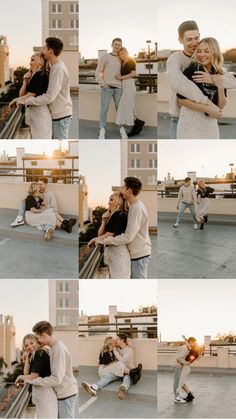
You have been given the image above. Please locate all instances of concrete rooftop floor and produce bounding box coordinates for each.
[0,208,78,279]
[158,369,236,418]
[157,214,236,279]
[79,366,157,418]
[157,112,236,140]
[79,119,157,140]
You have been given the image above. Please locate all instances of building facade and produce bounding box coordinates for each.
[0,315,16,367]
[0,36,10,90]
[49,280,79,327]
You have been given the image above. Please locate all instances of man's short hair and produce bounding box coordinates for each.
[112,37,122,45]
[117,333,128,343]
[38,177,48,184]
[124,177,142,196]
[187,336,197,344]
[32,321,53,336]
[178,21,199,38]
[45,37,63,56]
[184,177,191,183]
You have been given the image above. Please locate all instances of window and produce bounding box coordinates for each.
[58,283,70,293]
[148,175,157,185]
[58,299,69,308]
[52,19,62,28]
[31,161,38,166]
[149,159,157,169]
[70,3,79,13]
[130,144,140,153]
[70,19,79,29]
[69,35,79,46]
[131,159,140,168]
[58,160,65,166]
[58,314,70,325]
[52,4,62,13]
[148,143,157,153]
[124,319,131,323]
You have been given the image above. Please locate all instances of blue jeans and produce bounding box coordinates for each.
[99,87,122,128]
[18,200,26,218]
[131,256,151,279]
[96,373,131,391]
[42,223,54,232]
[52,116,72,139]
[58,394,78,418]
[176,203,198,224]
[173,367,182,397]
[170,117,178,139]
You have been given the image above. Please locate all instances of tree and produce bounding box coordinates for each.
[0,357,7,375]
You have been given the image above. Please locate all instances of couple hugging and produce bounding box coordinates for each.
[15,321,78,418]
[167,20,236,139]
[96,37,145,139]
[9,37,72,139]
[87,177,152,279]
[11,177,76,241]
[82,334,142,400]
[173,336,203,404]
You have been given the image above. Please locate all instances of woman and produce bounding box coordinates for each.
[196,180,215,230]
[9,52,52,139]
[115,48,137,139]
[87,192,131,278]
[15,334,57,418]
[177,37,227,139]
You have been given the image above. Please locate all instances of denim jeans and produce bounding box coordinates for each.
[176,203,198,224]
[173,367,182,397]
[170,117,178,139]
[95,372,131,391]
[42,223,54,232]
[99,87,122,128]
[131,256,151,279]
[18,200,26,218]
[52,115,72,139]
[58,394,78,418]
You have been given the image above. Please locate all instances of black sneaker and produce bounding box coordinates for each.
[61,218,76,233]
[185,392,195,402]
[204,215,208,223]
[128,119,145,137]
[129,363,142,384]
[200,223,204,230]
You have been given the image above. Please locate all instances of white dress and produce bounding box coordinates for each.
[177,107,219,139]
[116,78,136,126]
[25,106,52,139]
[196,197,209,221]
[32,386,58,419]
[105,245,131,279]
[98,361,125,378]
[25,207,56,228]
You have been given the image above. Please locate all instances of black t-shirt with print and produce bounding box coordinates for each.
[177,62,226,105]
[27,70,49,96]
[197,186,214,198]
[25,195,43,211]
[99,350,116,365]
[121,59,136,76]
[29,349,51,378]
[105,210,128,236]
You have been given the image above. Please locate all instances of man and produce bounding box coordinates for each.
[18,37,73,139]
[28,321,78,418]
[11,177,76,237]
[167,21,236,138]
[97,177,151,278]
[173,337,197,403]
[173,177,198,229]
[82,334,142,400]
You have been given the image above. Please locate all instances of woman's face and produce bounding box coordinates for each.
[108,193,120,211]
[198,181,204,188]
[119,49,128,62]
[196,42,213,67]
[30,53,42,68]
[24,338,38,354]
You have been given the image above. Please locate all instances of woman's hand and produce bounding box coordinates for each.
[115,75,123,80]
[207,102,222,119]
[9,98,18,108]
[192,71,213,84]
[87,238,97,248]
[95,237,105,245]
[24,377,33,384]
[15,375,25,387]
[211,74,224,89]
[23,71,32,81]
[102,211,111,222]
[16,97,27,105]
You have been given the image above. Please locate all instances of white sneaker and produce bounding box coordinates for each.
[120,127,128,139]
[11,215,24,227]
[82,381,97,396]
[173,223,179,228]
[98,128,106,139]
[44,227,54,240]
[194,224,198,230]
[175,396,186,403]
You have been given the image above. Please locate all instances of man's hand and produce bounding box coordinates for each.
[177,205,179,210]
[115,75,122,80]
[87,238,96,248]
[25,377,33,384]
[15,375,25,387]
[192,71,213,84]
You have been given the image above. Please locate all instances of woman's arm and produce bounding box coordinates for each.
[217,87,227,109]
[15,372,39,386]
[118,71,137,80]
[87,232,114,248]
[177,98,222,119]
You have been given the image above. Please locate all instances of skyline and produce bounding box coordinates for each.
[158,278,236,343]
[0,140,70,157]
[157,0,236,51]
[158,140,236,180]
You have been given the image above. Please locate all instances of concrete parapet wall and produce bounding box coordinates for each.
[158,197,236,216]
[79,88,157,127]
[0,182,78,216]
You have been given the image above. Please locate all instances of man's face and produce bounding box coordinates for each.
[116,337,122,347]
[121,183,129,199]
[179,30,200,56]
[34,333,48,346]
[38,181,46,193]
[43,44,51,60]
[112,41,122,54]
[185,180,191,187]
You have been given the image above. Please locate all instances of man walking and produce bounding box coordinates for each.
[173,177,198,229]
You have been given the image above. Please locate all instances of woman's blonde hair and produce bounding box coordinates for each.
[198,179,206,188]
[101,336,113,353]
[22,333,38,351]
[36,52,50,75]
[28,182,39,197]
[193,37,224,74]
[112,191,129,213]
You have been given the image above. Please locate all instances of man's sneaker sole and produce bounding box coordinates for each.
[119,385,127,400]
[44,228,53,241]
[82,381,97,396]
[11,221,24,227]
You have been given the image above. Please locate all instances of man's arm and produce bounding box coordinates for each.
[49,192,58,213]
[221,72,236,89]
[177,347,189,366]
[104,205,143,247]
[95,55,107,86]
[177,188,183,208]
[31,349,66,387]
[167,54,208,104]
[25,66,65,107]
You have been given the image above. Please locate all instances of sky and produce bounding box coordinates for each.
[79,0,157,58]
[0,279,49,347]
[158,140,236,180]
[79,279,157,316]
[158,278,236,343]
[1,0,42,68]
[0,140,69,157]
[79,140,121,208]
[157,0,236,52]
